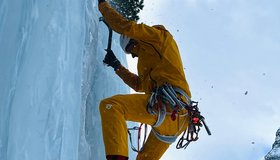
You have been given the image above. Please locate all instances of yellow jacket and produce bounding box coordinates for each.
[99,2,191,97]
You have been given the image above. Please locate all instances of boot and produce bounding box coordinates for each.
[106,155,128,160]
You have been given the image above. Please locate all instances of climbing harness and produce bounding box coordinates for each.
[127,123,148,153]
[147,84,211,148]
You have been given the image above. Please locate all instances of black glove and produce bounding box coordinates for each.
[103,49,121,71]
[98,0,105,4]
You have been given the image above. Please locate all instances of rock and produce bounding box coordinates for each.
[265,128,280,160]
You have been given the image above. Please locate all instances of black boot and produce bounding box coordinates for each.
[106,155,128,160]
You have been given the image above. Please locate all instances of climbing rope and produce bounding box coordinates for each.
[147,84,211,148]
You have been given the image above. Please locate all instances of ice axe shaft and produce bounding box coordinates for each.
[99,17,113,50]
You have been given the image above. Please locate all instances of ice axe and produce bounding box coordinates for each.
[99,17,121,70]
[99,17,113,51]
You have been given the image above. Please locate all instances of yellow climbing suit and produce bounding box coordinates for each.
[99,2,192,159]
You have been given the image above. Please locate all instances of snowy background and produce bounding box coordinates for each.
[134,0,280,160]
[0,0,279,160]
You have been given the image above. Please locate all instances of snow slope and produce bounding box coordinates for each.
[0,0,135,159]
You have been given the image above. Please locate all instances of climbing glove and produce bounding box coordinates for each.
[103,49,121,71]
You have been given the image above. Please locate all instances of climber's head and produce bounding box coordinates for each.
[119,35,138,58]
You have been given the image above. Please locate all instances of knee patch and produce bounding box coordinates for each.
[99,98,124,117]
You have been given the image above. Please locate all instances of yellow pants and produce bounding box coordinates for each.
[99,94,189,160]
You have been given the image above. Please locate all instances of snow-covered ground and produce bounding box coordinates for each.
[0,0,135,159]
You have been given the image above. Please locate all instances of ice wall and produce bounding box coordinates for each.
[80,0,135,159]
[0,0,134,159]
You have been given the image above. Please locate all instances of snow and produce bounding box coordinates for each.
[0,0,136,159]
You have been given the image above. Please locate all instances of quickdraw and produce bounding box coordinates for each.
[176,101,211,149]
[127,123,148,153]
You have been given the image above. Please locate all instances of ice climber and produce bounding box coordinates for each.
[98,0,194,159]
